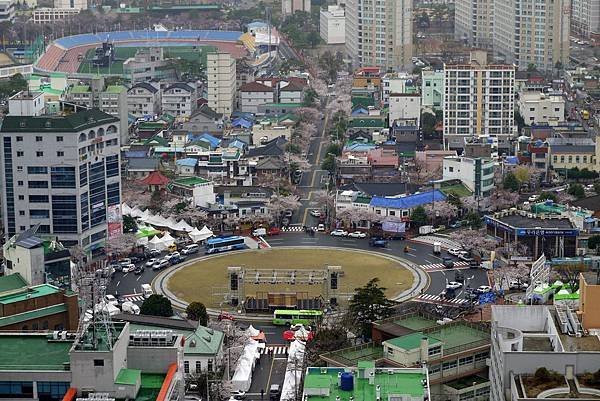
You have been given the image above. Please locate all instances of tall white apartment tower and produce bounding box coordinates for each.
[571,0,600,38]
[345,0,413,69]
[443,51,516,151]
[493,0,570,72]
[207,52,236,118]
[454,0,494,49]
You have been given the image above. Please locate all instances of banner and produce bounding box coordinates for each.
[382,220,406,233]
[107,204,122,239]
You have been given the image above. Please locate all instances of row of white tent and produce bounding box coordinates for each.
[231,339,266,392]
[122,203,214,244]
[281,340,306,401]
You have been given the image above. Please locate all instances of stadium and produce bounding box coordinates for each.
[34,30,249,78]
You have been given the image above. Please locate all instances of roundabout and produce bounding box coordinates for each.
[153,246,429,313]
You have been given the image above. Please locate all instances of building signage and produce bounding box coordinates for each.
[484,216,513,232]
[516,228,579,237]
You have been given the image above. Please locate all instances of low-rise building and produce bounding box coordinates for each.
[442,156,495,197]
[251,119,292,145]
[548,142,598,172]
[517,92,565,126]
[421,69,444,111]
[169,177,215,207]
[389,93,421,128]
[180,104,224,136]
[123,48,175,83]
[127,82,161,118]
[282,0,310,16]
[0,0,15,22]
[277,80,305,104]
[369,190,447,222]
[239,82,274,114]
[319,5,345,44]
[32,7,79,23]
[162,82,197,117]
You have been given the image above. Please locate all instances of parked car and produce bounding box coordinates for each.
[170,255,186,265]
[110,263,122,272]
[122,263,136,273]
[509,281,529,290]
[310,209,321,217]
[148,249,161,257]
[449,221,462,229]
[118,258,132,267]
[476,285,492,294]
[528,194,540,202]
[268,227,281,236]
[317,224,325,231]
[152,259,170,270]
[146,258,158,267]
[181,244,199,255]
[105,295,119,307]
[446,281,463,290]
[166,252,180,261]
[458,253,474,262]
[447,248,463,256]
[134,266,144,275]
[330,229,348,237]
[348,231,367,238]
[455,270,465,283]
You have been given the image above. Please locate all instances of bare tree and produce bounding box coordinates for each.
[449,229,498,258]
[493,262,530,290]
[407,161,442,185]
[555,263,585,292]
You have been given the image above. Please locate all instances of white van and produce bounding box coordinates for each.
[141,284,153,299]
[121,301,140,315]
[181,244,199,255]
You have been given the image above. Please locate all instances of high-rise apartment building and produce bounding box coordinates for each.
[0,99,121,257]
[454,0,493,49]
[443,51,516,151]
[493,0,570,72]
[345,0,412,69]
[320,5,346,44]
[571,0,600,38]
[207,52,236,117]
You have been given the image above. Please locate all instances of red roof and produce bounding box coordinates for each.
[141,171,169,186]
[240,81,273,92]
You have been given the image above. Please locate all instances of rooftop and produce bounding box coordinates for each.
[0,284,61,305]
[444,374,489,390]
[135,373,166,401]
[303,367,428,401]
[0,334,72,370]
[385,333,441,350]
[73,322,126,352]
[496,214,575,230]
[1,109,119,133]
[0,273,28,293]
[115,368,142,385]
[173,176,210,187]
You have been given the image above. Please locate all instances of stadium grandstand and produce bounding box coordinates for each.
[35,30,247,76]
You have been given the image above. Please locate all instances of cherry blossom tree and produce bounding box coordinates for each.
[424,201,458,223]
[268,194,302,223]
[493,262,531,290]
[557,191,576,204]
[122,180,152,209]
[288,153,311,170]
[105,232,139,257]
[209,320,251,377]
[336,206,381,228]
[310,190,335,213]
[449,229,499,258]
[295,107,322,122]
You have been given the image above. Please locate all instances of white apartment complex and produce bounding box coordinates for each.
[320,5,346,44]
[443,51,516,150]
[571,0,600,38]
[54,0,87,9]
[517,92,565,126]
[127,82,162,118]
[345,0,413,69]
[493,0,570,72]
[207,52,236,117]
[442,156,495,196]
[162,82,197,117]
[454,0,493,49]
[32,7,79,23]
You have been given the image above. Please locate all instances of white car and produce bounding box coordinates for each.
[146,258,158,267]
[122,263,136,273]
[447,248,463,256]
[330,229,348,237]
[317,224,325,232]
[104,294,119,307]
[476,285,492,294]
[446,281,463,290]
[348,231,367,238]
[528,194,540,202]
[166,252,180,261]
[509,281,529,290]
[310,210,321,217]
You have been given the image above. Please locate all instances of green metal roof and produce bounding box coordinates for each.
[174,176,209,187]
[128,323,224,355]
[384,332,441,350]
[70,85,91,93]
[105,85,125,94]
[0,273,28,293]
[0,284,61,305]
[357,361,375,369]
[304,374,332,389]
[0,109,119,133]
[0,304,68,328]
[115,368,142,385]
[0,334,72,370]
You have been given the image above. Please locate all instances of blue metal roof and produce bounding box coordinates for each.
[124,150,148,158]
[176,158,198,167]
[231,117,253,129]
[370,190,446,209]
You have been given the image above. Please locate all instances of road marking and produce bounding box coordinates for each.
[136,275,142,281]
[424,259,432,264]
[116,281,120,287]
[428,253,442,260]
[265,353,275,392]
[123,273,128,278]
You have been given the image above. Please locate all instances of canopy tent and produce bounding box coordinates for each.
[122,203,132,216]
[164,216,179,230]
[189,226,213,242]
[147,235,166,251]
[246,325,260,337]
[139,209,151,220]
[130,207,144,218]
[280,340,306,401]
[147,214,169,227]
[174,220,195,233]
[136,225,161,239]
[136,236,149,246]
[161,232,175,247]
[231,340,263,392]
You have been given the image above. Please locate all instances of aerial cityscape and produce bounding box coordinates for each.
[0,0,600,400]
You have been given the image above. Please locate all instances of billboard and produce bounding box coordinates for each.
[382,220,406,233]
[107,204,122,239]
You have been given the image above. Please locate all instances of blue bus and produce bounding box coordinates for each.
[205,236,247,254]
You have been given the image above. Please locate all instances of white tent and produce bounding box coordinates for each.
[189,226,213,242]
[161,232,175,247]
[122,203,132,216]
[164,216,179,230]
[139,209,151,220]
[246,325,260,337]
[130,207,144,218]
[148,235,166,251]
[174,220,194,233]
[280,340,306,401]
[231,340,262,392]
[148,214,169,227]
[136,236,149,246]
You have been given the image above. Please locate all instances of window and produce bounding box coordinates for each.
[57,151,64,157]
[52,196,77,233]
[184,361,190,374]
[16,151,23,157]
[442,360,457,371]
[28,181,47,188]
[107,183,120,206]
[19,211,24,216]
[428,345,442,357]
[16,166,22,172]
[106,155,119,178]
[0,381,34,398]
[37,382,70,401]
[428,364,440,375]
[29,195,49,203]
[208,359,213,372]
[195,361,202,373]
[475,351,489,362]
[91,230,106,243]
[387,347,394,355]
[458,356,474,366]
[80,165,88,186]
[50,167,76,189]
[30,210,50,219]
[36,151,43,157]
[36,136,43,142]
[16,136,22,142]
[389,210,396,216]
[18,195,24,201]
[93,359,104,367]
[56,136,63,142]
[27,166,47,174]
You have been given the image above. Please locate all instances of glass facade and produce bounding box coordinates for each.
[37,382,70,401]
[50,167,76,189]
[89,162,106,228]
[52,195,77,233]
[0,381,34,398]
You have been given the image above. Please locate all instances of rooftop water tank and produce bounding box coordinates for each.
[340,372,354,391]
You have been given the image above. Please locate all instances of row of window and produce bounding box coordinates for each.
[16,136,63,142]
[183,359,214,374]
[553,155,595,164]
[16,151,64,158]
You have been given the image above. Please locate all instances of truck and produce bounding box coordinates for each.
[141,284,153,299]
[433,242,442,255]
[419,225,433,235]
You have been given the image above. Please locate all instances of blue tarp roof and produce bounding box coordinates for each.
[504,156,519,165]
[231,117,253,129]
[370,190,446,209]
[176,158,197,167]
[124,150,148,158]
[351,106,369,116]
[227,139,247,149]
[344,143,377,152]
[198,133,221,148]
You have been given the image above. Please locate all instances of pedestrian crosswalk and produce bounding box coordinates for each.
[282,226,307,232]
[416,293,469,305]
[260,345,289,355]
[122,294,144,302]
[419,261,469,271]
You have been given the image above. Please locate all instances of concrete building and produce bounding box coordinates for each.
[319,5,346,44]
[443,51,516,151]
[181,104,224,136]
[168,177,215,208]
[571,0,600,39]
[517,92,565,126]
[381,72,417,107]
[579,271,600,331]
[162,82,197,118]
[442,156,495,196]
[389,93,421,128]
[207,52,236,117]
[64,78,128,144]
[127,82,161,118]
[54,0,87,9]
[0,108,122,257]
[251,119,292,145]
[239,82,274,114]
[454,0,493,48]
[32,7,80,23]
[0,0,15,22]
[421,69,444,111]
[9,91,45,117]
[345,0,413,69]
[281,0,311,16]
[490,305,600,401]
[492,0,570,72]
[277,80,305,104]
[548,142,598,172]
[123,48,175,83]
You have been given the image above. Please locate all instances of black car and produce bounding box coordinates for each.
[442,257,455,269]
[134,266,144,275]
[455,270,465,283]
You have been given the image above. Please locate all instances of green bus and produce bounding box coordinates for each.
[272,309,323,326]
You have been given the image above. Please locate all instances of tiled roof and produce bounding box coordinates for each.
[240,81,273,92]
